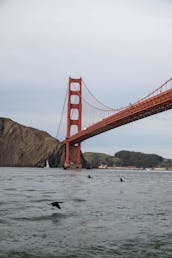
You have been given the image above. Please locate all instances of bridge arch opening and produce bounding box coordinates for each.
[70,109,79,120]
[70,125,78,136]
[70,95,79,104]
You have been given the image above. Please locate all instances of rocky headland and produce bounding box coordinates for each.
[0,118,65,167]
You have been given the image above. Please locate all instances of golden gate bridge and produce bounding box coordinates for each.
[57,77,172,169]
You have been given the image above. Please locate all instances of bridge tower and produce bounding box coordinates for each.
[64,77,82,168]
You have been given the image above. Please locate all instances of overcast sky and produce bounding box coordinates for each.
[0,0,172,158]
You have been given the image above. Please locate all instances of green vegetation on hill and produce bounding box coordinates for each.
[83,150,172,169]
[83,152,120,168]
[115,150,163,168]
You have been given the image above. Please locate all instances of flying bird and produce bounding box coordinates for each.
[50,201,63,209]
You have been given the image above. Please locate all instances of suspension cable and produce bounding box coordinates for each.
[82,97,119,112]
[82,80,118,111]
[56,87,68,139]
[136,77,172,103]
[83,77,172,111]
[57,77,172,138]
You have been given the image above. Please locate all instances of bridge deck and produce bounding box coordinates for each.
[67,88,172,144]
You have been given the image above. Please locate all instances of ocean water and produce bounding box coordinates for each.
[0,167,172,258]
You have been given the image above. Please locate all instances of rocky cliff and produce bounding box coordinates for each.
[0,118,63,167]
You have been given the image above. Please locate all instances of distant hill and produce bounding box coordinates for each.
[83,152,120,168]
[115,150,163,168]
[83,150,172,169]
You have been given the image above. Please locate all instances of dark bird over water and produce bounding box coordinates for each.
[120,177,124,182]
[50,201,63,209]
[88,175,92,178]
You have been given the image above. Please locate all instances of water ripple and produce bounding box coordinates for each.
[0,168,172,258]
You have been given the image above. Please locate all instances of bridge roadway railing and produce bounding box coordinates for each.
[67,88,172,144]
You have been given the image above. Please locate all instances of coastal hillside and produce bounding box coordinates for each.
[0,118,62,167]
[1,117,171,169]
[115,150,163,168]
[83,152,120,168]
[83,151,172,169]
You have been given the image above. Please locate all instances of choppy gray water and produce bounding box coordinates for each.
[0,167,172,258]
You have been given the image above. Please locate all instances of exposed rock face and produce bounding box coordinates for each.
[0,118,62,167]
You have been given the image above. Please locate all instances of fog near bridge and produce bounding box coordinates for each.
[0,0,172,158]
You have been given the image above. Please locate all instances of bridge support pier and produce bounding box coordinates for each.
[64,77,82,169]
[64,142,81,169]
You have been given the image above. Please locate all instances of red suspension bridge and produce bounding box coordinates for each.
[57,77,172,168]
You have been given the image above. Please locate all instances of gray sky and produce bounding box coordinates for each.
[0,0,172,158]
